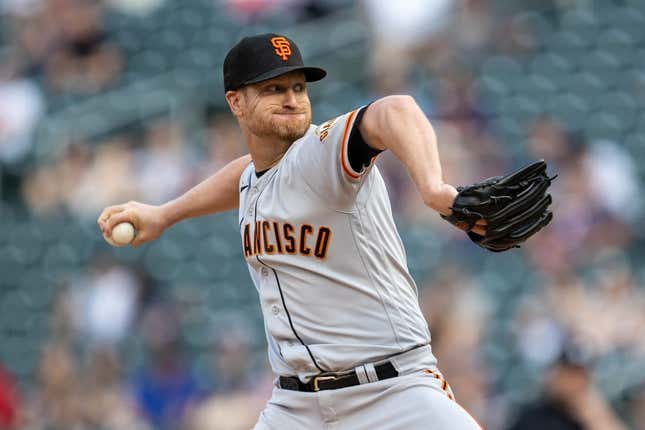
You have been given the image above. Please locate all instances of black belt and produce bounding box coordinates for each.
[279,361,399,392]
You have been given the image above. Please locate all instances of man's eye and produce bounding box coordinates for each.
[294,84,304,92]
[267,85,280,92]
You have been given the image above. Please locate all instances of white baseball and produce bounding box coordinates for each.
[104,222,136,247]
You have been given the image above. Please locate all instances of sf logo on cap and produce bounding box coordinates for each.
[271,36,292,61]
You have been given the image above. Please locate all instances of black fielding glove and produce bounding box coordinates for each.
[442,159,555,252]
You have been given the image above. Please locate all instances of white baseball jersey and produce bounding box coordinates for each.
[238,106,435,382]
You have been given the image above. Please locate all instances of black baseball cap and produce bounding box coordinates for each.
[223,33,327,92]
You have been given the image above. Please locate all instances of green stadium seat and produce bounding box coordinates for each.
[586,112,627,142]
[179,47,218,70]
[560,8,598,34]
[172,262,210,284]
[579,50,621,74]
[511,11,554,42]
[178,8,210,30]
[113,25,145,55]
[132,50,171,74]
[625,133,645,162]
[480,55,525,90]
[158,28,188,53]
[602,91,638,130]
[548,30,590,53]
[605,7,645,30]
[545,92,590,131]
[18,270,54,311]
[596,27,635,49]
[0,336,33,377]
[22,313,50,344]
[143,238,187,281]
[521,74,559,105]
[0,291,33,333]
[472,75,511,102]
[42,242,82,276]
[529,53,573,82]
[7,225,45,266]
[169,67,203,91]
[559,71,606,109]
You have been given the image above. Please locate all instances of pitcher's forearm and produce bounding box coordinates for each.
[359,96,456,215]
[161,154,252,228]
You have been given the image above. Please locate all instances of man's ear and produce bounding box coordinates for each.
[225,90,244,117]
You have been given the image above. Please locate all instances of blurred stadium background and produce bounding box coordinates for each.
[1,0,645,429]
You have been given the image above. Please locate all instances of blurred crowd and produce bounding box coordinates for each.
[2,0,645,429]
[20,113,245,217]
[0,0,335,176]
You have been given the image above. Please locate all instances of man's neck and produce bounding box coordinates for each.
[244,132,293,172]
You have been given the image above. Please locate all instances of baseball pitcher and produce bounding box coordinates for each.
[98,34,552,429]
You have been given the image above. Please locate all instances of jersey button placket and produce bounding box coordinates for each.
[271,305,280,315]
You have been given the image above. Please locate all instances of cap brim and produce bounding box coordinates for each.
[243,66,327,86]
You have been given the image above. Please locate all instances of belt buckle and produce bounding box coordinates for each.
[313,375,337,392]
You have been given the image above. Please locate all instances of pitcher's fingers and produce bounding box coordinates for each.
[105,211,139,236]
[98,204,125,221]
[131,232,146,248]
[472,225,486,236]
[97,205,125,231]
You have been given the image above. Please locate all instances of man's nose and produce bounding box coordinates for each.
[283,89,298,108]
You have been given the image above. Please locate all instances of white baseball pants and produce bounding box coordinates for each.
[252,369,483,430]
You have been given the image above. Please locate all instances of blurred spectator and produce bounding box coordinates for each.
[68,135,139,217]
[433,72,485,123]
[515,260,645,368]
[44,0,123,93]
[0,1,644,429]
[362,0,455,93]
[202,109,246,172]
[5,3,57,78]
[629,384,645,430]
[225,0,289,21]
[186,391,266,430]
[583,139,642,224]
[25,342,82,429]
[20,135,138,216]
[132,302,202,429]
[419,266,490,425]
[206,323,268,394]
[107,0,163,16]
[24,342,149,429]
[134,119,192,205]
[506,343,628,430]
[576,258,645,355]
[525,141,632,273]
[21,159,63,214]
[377,113,506,224]
[179,316,272,429]
[527,117,574,169]
[20,141,92,214]
[452,0,494,54]
[67,258,141,347]
[1,0,43,16]
[132,343,201,429]
[79,348,150,429]
[0,364,20,429]
[185,332,272,430]
[224,0,336,23]
[513,295,566,369]
[297,0,339,21]
[0,58,44,165]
